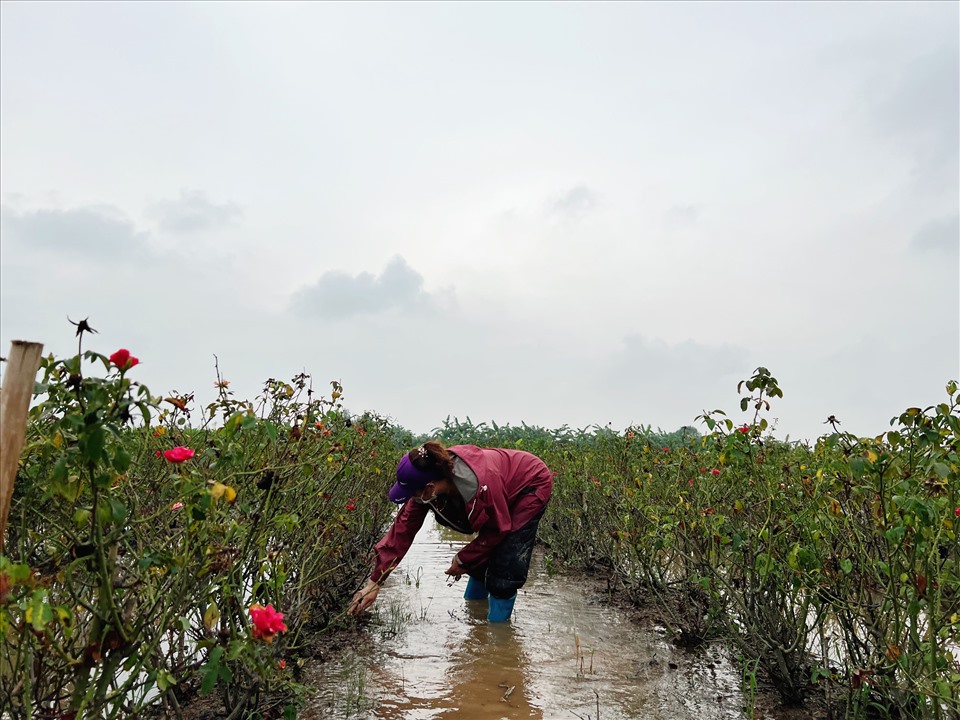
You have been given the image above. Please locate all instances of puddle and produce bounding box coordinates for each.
[306,516,746,719]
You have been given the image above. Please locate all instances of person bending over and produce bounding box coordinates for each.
[348,440,553,622]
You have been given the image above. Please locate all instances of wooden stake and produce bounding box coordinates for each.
[0,340,43,554]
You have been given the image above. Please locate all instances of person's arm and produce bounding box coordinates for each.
[454,526,507,570]
[370,500,429,583]
[349,578,382,615]
[349,501,428,616]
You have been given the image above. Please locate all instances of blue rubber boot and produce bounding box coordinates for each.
[464,576,489,601]
[487,592,517,622]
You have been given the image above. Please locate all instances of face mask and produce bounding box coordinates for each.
[414,484,446,505]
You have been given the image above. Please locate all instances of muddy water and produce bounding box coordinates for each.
[307,516,747,720]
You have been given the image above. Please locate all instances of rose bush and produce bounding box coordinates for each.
[0,324,406,719]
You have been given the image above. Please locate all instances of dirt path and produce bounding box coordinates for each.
[304,516,753,720]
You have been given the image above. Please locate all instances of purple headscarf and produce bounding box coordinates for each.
[388,454,440,504]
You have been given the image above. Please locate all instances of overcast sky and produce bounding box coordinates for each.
[1,1,957,444]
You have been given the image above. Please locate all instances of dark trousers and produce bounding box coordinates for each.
[471,504,548,599]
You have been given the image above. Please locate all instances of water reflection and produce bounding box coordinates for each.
[306,515,745,720]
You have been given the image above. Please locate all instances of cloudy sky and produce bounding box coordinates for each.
[1,2,957,443]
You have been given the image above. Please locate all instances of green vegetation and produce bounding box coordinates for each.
[2,325,957,719]
[1,327,404,719]
[449,369,959,719]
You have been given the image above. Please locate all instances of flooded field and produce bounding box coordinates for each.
[304,516,750,720]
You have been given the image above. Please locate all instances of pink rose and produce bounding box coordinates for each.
[162,447,195,463]
[249,603,288,643]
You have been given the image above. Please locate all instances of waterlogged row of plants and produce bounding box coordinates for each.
[1,327,957,720]
[1,329,410,719]
[456,369,956,720]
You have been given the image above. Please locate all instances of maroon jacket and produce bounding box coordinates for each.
[370,445,552,583]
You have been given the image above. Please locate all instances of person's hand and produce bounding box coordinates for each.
[444,555,465,579]
[348,579,381,616]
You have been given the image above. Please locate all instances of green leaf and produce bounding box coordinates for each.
[26,590,53,631]
[787,545,800,571]
[226,639,245,661]
[884,526,905,545]
[93,472,113,489]
[52,456,69,484]
[81,426,107,462]
[200,647,224,695]
[740,398,749,412]
[840,558,853,575]
[113,446,132,473]
[797,547,817,571]
[0,560,32,583]
[203,603,220,633]
[156,670,176,691]
[49,475,81,503]
[200,666,219,695]
[754,553,774,582]
[108,497,128,525]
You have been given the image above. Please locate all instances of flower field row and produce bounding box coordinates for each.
[1,329,406,719]
[1,327,957,719]
[440,370,960,719]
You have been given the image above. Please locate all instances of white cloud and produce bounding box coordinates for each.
[1,2,957,443]
[147,190,242,234]
[291,256,455,319]
[1,205,150,261]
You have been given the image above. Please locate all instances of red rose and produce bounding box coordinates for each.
[738,425,750,434]
[249,604,287,643]
[109,348,139,371]
[346,499,356,511]
[711,469,721,476]
[162,447,195,463]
